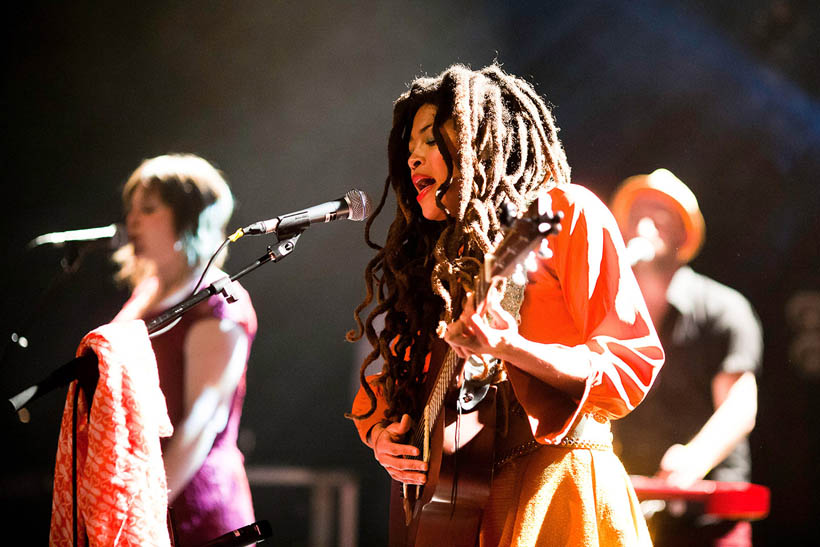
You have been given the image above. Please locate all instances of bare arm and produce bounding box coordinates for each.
[162,318,249,500]
[658,371,757,487]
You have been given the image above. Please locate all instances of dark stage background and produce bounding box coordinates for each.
[2,1,818,545]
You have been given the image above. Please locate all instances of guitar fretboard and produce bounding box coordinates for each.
[410,348,459,456]
[410,277,489,457]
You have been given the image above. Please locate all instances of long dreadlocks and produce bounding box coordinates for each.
[346,64,570,423]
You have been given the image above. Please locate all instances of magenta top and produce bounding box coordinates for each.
[144,282,257,546]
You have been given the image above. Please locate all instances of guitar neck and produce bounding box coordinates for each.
[410,349,457,455]
[410,276,491,455]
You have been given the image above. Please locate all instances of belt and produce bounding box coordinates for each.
[555,412,613,449]
[494,406,613,471]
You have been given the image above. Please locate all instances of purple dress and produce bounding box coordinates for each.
[147,283,257,546]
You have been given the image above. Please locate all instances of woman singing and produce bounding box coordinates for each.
[348,65,663,545]
[113,154,256,545]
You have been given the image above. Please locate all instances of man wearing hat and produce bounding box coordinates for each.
[610,169,762,546]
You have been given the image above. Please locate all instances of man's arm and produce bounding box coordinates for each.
[658,370,757,487]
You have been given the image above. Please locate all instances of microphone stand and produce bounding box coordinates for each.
[7,233,302,417]
[1,241,104,372]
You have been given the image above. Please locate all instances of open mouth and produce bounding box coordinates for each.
[415,180,437,203]
[129,235,143,254]
[413,176,436,193]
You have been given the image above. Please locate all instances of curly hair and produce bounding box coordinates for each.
[347,64,570,422]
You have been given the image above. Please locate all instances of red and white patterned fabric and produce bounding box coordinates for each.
[50,320,173,546]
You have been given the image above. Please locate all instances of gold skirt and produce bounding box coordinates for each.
[480,445,651,546]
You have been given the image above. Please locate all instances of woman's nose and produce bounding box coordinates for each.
[408,149,422,170]
[125,211,138,231]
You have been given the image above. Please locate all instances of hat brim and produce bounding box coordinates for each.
[611,171,705,263]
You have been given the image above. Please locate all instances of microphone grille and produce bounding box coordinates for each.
[346,189,373,222]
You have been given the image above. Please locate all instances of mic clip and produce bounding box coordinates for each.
[266,232,301,263]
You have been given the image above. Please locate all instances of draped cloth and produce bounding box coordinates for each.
[50,320,173,546]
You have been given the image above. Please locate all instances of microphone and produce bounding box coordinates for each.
[241,189,372,238]
[625,236,656,266]
[28,223,126,249]
[200,520,272,546]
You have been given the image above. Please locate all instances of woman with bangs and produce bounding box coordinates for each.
[113,154,256,546]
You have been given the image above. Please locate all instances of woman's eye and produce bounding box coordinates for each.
[426,138,437,146]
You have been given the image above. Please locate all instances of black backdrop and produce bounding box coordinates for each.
[2,1,818,544]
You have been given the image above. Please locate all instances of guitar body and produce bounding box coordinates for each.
[389,387,497,547]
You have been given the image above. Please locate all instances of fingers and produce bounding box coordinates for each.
[657,469,696,490]
[462,291,476,316]
[485,303,514,330]
[378,441,428,485]
[443,317,475,359]
[658,443,687,472]
[379,415,415,451]
[374,415,428,484]
[388,414,412,436]
[465,313,491,347]
[447,329,477,359]
[444,309,495,357]
[483,286,515,329]
[656,444,701,489]
[384,465,427,485]
[444,288,519,359]
[379,457,425,472]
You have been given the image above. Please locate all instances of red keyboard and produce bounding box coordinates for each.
[630,475,770,520]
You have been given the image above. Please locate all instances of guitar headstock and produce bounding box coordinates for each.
[484,193,563,286]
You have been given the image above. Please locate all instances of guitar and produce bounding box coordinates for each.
[388,195,562,547]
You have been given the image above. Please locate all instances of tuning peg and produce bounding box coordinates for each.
[499,201,519,227]
[524,250,539,273]
[538,238,553,259]
[512,263,527,286]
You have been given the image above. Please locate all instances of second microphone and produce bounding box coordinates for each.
[241,189,372,238]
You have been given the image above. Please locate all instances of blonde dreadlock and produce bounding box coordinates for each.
[347,64,570,422]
